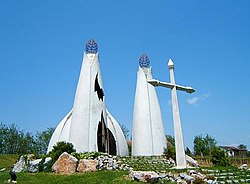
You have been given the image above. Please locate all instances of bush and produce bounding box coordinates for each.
[163,146,176,160]
[48,141,76,161]
[193,178,205,184]
[38,156,46,172]
[211,147,231,167]
[71,152,101,160]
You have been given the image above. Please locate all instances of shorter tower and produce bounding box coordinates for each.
[132,54,167,156]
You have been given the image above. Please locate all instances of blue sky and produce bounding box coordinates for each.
[1,0,250,150]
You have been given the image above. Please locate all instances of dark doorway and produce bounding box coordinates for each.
[107,129,117,155]
[97,112,107,153]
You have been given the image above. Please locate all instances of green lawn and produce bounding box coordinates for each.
[0,154,19,169]
[0,154,137,184]
[0,170,140,184]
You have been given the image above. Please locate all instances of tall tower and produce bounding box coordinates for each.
[47,39,128,156]
[69,39,107,153]
[132,54,167,156]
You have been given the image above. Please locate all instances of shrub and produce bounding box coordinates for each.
[38,156,46,172]
[211,147,231,167]
[193,178,205,184]
[71,152,101,159]
[163,146,176,160]
[48,141,76,161]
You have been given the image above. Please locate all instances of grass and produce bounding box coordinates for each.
[0,170,140,184]
[0,154,136,183]
[0,154,19,169]
[1,154,249,183]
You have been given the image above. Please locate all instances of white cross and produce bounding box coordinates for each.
[148,59,195,169]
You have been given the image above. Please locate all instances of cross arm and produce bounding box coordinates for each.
[147,79,195,94]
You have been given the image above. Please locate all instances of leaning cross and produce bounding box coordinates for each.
[147,59,195,169]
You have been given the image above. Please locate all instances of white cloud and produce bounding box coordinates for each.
[187,93,210,105]
[187,97,200,105]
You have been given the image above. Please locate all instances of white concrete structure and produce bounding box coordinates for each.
[47,110,73,152]
[47,39,128,156]
[168,59,187,168]
[106,110,129,156]
[132,54,167,156]
[148,59,195,169]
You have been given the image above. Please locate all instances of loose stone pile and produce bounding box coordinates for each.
[12,153,250,184]
[97,154,132,171]
[12,154,52,173]
[51,152,132,174]
[129,170,219,183]
[201,167,250,184]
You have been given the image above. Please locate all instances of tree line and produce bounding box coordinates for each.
[1,122,248,159]
[0,123,54,155]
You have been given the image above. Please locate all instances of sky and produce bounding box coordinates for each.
[1,0,250,151]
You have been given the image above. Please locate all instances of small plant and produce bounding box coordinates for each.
[48,141,76,161]
[211,147,231,167]
[38,156,46,172]
[163,146,176,160]
[193,178,205,184]
[71,152,101,159]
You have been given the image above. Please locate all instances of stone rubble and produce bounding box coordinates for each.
[96,155,132,171]
[11,152,250,184]
[239,163,248,170]
[128,169,220,184]
[186,155,199,167]
[12,155,28,173]
[12,154,52,173]
[129,171,159,183]
[0,168,6,172]
[28,158,42,173]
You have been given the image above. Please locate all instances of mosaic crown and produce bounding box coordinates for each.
[139,53,150,68]
[85,39,98,54]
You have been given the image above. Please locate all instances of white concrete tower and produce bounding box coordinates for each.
[69,39,108,153]
[168,59,187,168]
[132,54,167,156]
[47,39,128,156]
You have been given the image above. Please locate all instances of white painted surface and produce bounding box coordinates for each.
[47,109,72,153]
[168,59,187,168]
[47,49,128,156]
[132,67,166,156]
[69,52,107,153]
[107,110,129,156]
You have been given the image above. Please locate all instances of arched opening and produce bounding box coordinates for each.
[97,112,107,153]
[107,129,116,155]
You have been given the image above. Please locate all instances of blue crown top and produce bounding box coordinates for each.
[85,39,98,54]
[139,53,150,68]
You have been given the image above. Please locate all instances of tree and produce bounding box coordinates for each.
[4,124,22,154]
[0,122,54,155]
[17,132,36,154]
[185,147,192,156]
[193,134,217,157]
[238,144,247,150]
[163,146,176,160]
[166,135,175,147]
[0,123,7,153]
[34,127,55,155]
[211,147,231,166]
[119,123,129,140]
